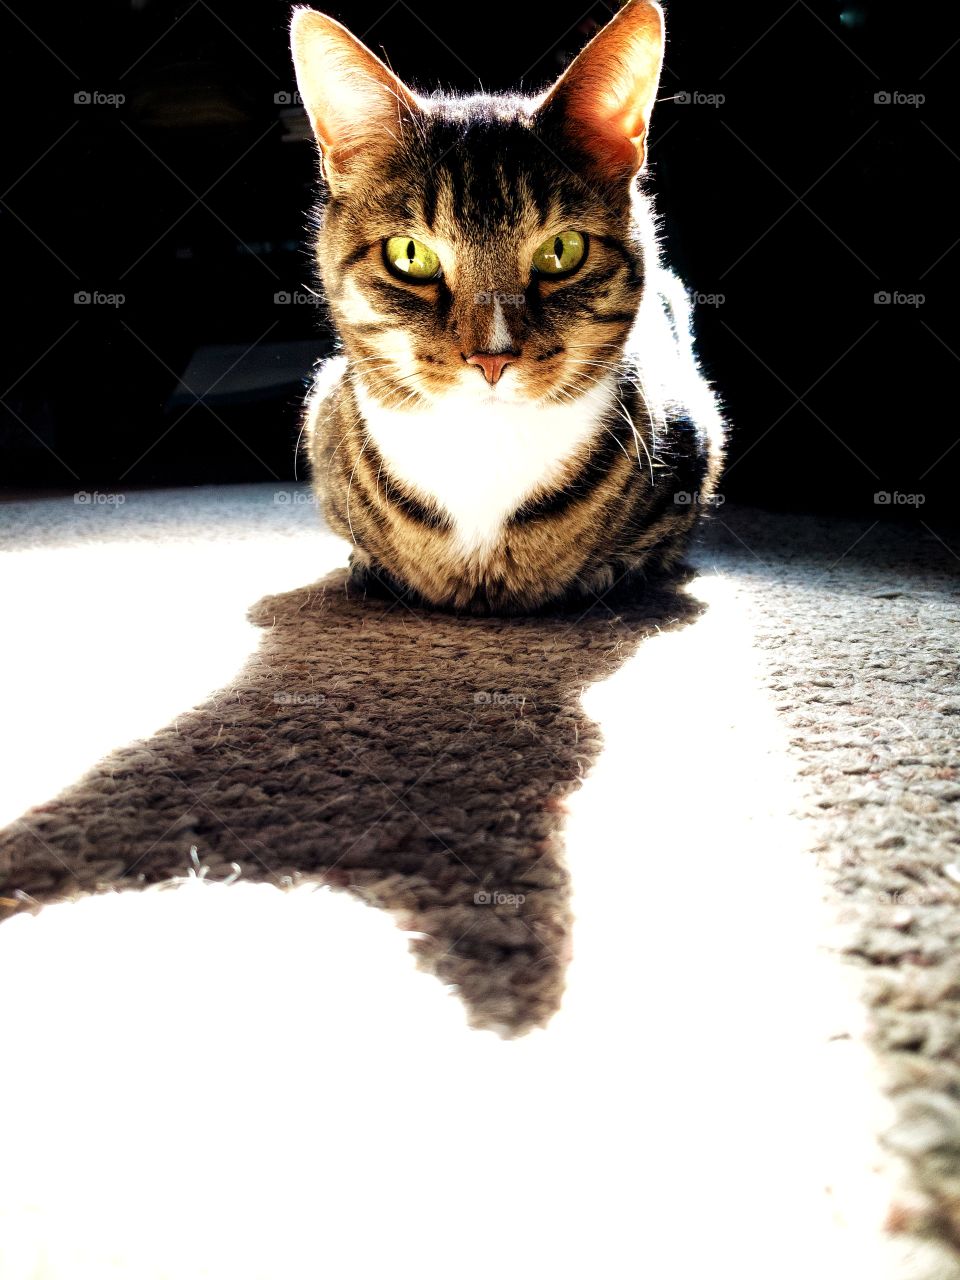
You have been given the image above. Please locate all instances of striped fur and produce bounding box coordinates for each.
[292,2,724,614]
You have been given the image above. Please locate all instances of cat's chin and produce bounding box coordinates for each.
[477,391,524,408]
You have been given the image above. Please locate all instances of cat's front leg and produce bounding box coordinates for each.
[346,547,415,604]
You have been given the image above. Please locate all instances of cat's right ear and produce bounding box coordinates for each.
[290,8,421,189]
[534,0,665,181]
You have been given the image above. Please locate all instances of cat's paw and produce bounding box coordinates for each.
[347,552,414,604]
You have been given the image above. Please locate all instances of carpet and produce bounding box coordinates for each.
[0,485,958,1278]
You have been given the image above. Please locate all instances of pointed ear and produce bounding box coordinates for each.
[290,8,421,188]
[535,0,664,179]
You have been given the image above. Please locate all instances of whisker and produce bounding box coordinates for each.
[615,395,654,486]
[345,435,370,545]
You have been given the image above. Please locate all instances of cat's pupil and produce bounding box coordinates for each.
[553,236,563,262]
[406,240,416,261]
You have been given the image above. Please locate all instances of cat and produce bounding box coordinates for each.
[290,0,724,614]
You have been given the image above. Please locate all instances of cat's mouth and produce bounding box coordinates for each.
[478,391,523,407]
[470,382,532,409]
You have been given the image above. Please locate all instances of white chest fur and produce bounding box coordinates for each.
[354,374,617,556]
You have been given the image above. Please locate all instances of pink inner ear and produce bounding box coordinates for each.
[566,81,647,173]
[539,4,663,177]
[291,9,422,177]
[591,120,644,170]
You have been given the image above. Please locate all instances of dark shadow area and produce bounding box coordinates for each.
[0,567,702,1033]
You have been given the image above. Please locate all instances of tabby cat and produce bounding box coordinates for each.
[291,0,723,613]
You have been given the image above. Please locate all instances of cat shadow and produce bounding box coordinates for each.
[0,566,703,1033]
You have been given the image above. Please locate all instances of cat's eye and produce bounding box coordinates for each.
[532,230,587,278]
[383,235,441,282]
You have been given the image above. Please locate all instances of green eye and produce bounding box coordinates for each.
[532,230,587,277]
[384,235,441,281]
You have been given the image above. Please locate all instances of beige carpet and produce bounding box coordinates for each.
[0,485,958,1278]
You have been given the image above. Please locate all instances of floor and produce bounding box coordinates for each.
[0,486,957,1279]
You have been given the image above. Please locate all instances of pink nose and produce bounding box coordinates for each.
[465,351,518,385]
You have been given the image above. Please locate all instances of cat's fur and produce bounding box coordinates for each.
[291,1,723,613]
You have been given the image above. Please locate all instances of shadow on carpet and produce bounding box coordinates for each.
[0,568,702,1033]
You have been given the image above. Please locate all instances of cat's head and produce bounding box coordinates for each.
[291,2,664,409]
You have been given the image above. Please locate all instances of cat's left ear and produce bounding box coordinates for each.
[290,7,421,189]
[534,0,665,179]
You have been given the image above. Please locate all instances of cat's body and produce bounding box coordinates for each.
[292,2,723,613]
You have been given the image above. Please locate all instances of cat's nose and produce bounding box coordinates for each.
[464,351,519,385]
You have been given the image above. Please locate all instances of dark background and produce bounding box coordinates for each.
[1,0,956,519]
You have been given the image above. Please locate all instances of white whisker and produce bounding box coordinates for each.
[345,435,370,545]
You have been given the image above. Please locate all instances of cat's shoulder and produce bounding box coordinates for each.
[309,353,349,403]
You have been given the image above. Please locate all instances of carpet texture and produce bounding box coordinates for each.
[706,507,960,1259]
[1,486,959,1274]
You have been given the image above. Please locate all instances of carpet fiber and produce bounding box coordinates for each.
[1,486,958,1277]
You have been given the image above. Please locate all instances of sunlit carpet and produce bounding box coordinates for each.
[0,485,958,1279]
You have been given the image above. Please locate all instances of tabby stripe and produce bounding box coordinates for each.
[618,474,676,542]
[421,179,438,232]
[435,277,455,327]
[580,263,621,291]
[361,436,451,531]
[367,281,436,319]
[340,242,374,271]
[586,309,637,325]
[618,420,709,542]
[623,512,688,561]
[349,322,393,335]
[591,234,643,288]
[334,442,387,531]
[509,416,632,525]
